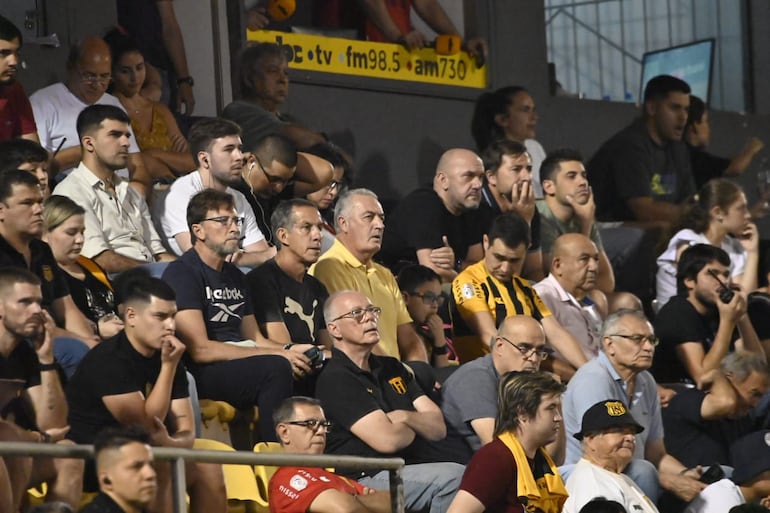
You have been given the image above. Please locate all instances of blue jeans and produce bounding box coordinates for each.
[359,462,464,513]
[53,337,90,379]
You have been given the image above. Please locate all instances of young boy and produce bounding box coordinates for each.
[397,264,456,372]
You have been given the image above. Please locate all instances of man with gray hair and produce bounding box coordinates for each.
[316,289,464,513]
[662,351,770,469]
[311,188,427,362]
[246,199,331,393]
[562,309,706,504]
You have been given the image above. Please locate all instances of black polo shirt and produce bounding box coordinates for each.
[0,235,69,313]
[66,331,189,444]
[0,341,41,429]
[316,348,427,476]
[81,492,148,513]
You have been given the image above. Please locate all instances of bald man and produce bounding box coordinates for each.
[534,234,603,360]
[378,148,487,282]
[441,315,565,464]
[30,36,155,195]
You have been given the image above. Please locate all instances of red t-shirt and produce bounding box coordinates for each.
[460,438,525,513]
[366,0,413,42]
[0,82,36,141]
[269,466,366,513]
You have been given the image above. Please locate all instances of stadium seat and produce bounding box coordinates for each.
[252,441,284,511]
[194,438,261,513]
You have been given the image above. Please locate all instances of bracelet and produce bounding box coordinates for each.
[433,345,449,356]
[176,76,194,86]
[38,362,58,372]
[679,468,690,476]
[283,343,295,350]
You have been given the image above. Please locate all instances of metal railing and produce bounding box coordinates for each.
[0,442,406,513]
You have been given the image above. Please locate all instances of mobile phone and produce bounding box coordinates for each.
[707,269,735,304]
[699,463,725,484]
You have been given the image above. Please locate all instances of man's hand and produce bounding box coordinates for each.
[149,416,171,447]
[160,336,186,366]
[246,7,270,31]
[464,37,488,65]
[401,30,427,50]
[510,181,535,224]
[425,313,446,342]
[34,310,57,364]
[430,236,456,270]
[662,473,707,502]
[39,426,70,444]
[566,187,596,233]
[176,83,195,116]
[282,347,313,378]
[657,384,677,408]
[716,287,747,324]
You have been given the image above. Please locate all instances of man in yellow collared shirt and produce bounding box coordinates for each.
[452,212,588,378]
[310,188,427,362]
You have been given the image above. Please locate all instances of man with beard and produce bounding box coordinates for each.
[161,189,310,441]
[446,371,568,513]
[538,149,615,293]
[451,212,587,372]
[534,234,603,361]
[0,268,83,511]
[652,244,765,385]
[159,117,274,267]
[52,105,174,274]
[0,16,38,142]
[562,309,706,504]
[378,148,487,282]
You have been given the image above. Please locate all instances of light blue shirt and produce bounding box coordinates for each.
[563,351,664,464]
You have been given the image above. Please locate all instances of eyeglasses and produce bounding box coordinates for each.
[498,336,553,360]
[78,70,112,85]
[409,291,445,306]
[255,157,293,187]
[606,333,660,347]
[285,419,332,431]
[331,306,382,323]
[200,216,245,227]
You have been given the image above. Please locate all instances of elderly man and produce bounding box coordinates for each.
[222,43,327,151]
[269,396,391,513]
[562,309,706,504]
[451,212,587,375]
[315,290,464,513]
[534,233,603,361]
[379,148,487,282]
[30,36,153,192]
[311,188,427,362]
[441,315,555,463]
[563,400,656,513]
[446,371,568,513]
[53,104,175,275]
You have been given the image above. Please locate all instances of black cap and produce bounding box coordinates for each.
[730,430,770,485]
[573,400,644,440]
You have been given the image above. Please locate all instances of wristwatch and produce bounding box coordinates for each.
[177,76,194,87]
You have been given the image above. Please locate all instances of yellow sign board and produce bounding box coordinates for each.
[247,30,487,89]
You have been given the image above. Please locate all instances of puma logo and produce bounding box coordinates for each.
[284,297,317,341]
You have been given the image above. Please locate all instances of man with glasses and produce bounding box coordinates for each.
[451,211,588,378]
[53,104,175,275]
[441,315,557,464]
[234,134,334,246]
[30,36,153,191]
[562,308,705,505]
[269,396,391,513]
[162,189,311,442]
[159,117,274,267]
[316,289,465,513]
[246,199,332,394]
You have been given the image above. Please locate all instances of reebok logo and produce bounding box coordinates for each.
[205,286,244,301]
